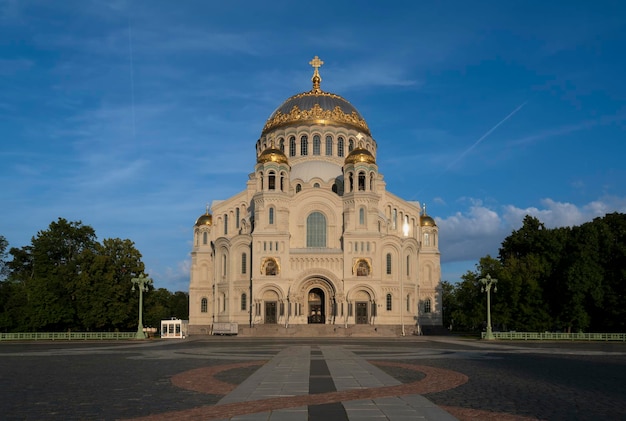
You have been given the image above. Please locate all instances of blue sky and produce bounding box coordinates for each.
[2,0,625,292]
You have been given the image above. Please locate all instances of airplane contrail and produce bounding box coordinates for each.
[445,101,528,171]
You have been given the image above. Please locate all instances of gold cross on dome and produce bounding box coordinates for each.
[309,56,324,92]
[309,55,324,71]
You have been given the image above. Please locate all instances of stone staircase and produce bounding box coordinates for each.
[238,324,418,337]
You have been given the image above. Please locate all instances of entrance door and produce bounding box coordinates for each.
[308,288,325,324]
[356,302,368,324]
[265,301,277,324]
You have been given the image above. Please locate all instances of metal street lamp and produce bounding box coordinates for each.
[479,274,498,340]
[131,274,153,339]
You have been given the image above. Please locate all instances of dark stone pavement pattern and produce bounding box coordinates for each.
[1,338,625,420]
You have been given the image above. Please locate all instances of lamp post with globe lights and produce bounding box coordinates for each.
[480,274,497,340]
[131,274,153,339]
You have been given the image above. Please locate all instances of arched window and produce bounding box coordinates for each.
[338,137,344,157]
[407,294,410,311]
[306,212,326,248]
[268,171,276,190]
[241,252,247,274]
[269,207,274,225]
[370,173,375,190]
[300,135,308,156]
[424,232,430,246]
[406,255,410,276]
[279,138,285,152]
[392,209,397,230]
[224,214,228,235]
[386,293,392,311]
[358,171,366,191]
[289,136,296,157]
[402,215,410,237]
[313,135,321,155]
[359,207,365,225]
[201,298,208,313]
[313,183,320,188]
[424,298,432,313]
[222,254,227,277]
[386,253,392,275]
[295,184,302,193]
[236,208,240,229]
[241,293,247,311]
[325,135,333,156]
[202,231,207,245]
[348,138,354,152]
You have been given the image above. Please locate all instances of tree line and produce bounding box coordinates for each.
[443,212,626,333]
[0,218,188,332]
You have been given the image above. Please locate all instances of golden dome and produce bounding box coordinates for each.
[344,146,376,165]
[195,210,213,226]
[420,204,436,227]
[257,147,289,165]
[261,56,370,136]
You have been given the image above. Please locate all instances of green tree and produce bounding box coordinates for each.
[594,213,626,331]
[502,254,551,331]
[9,218,97,330]
[75,238,145,330]
[0,236,28,331]
[0,235,9,280]
[441,280,457,330]
[143,288,172,328]
[170,291,189,320]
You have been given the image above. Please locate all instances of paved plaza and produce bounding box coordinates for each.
[1,337,625,420]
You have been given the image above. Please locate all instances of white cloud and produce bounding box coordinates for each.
[438,196,626,266]
[438,204,506,263]
[148,258,191,292]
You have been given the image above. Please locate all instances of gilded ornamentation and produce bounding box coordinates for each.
[352,258,372,276]
[309,55,324,93]
[262,99,371,135]
[261,257,280,276]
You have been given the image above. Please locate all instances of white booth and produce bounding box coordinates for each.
[160,318,189,339]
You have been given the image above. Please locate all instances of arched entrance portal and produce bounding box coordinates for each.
[308,288,325,324]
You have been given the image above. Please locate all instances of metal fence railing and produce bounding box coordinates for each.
[482,331,626,341]
[0,332,137,341]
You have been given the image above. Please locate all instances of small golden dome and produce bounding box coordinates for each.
[257,147,289,165]
[420,204,436,227]
[344,147,376,165]
[195,210,213,226]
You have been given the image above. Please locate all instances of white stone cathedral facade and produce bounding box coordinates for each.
[189,57,442,335]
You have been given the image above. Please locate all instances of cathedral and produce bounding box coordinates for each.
[188,57,442,335]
